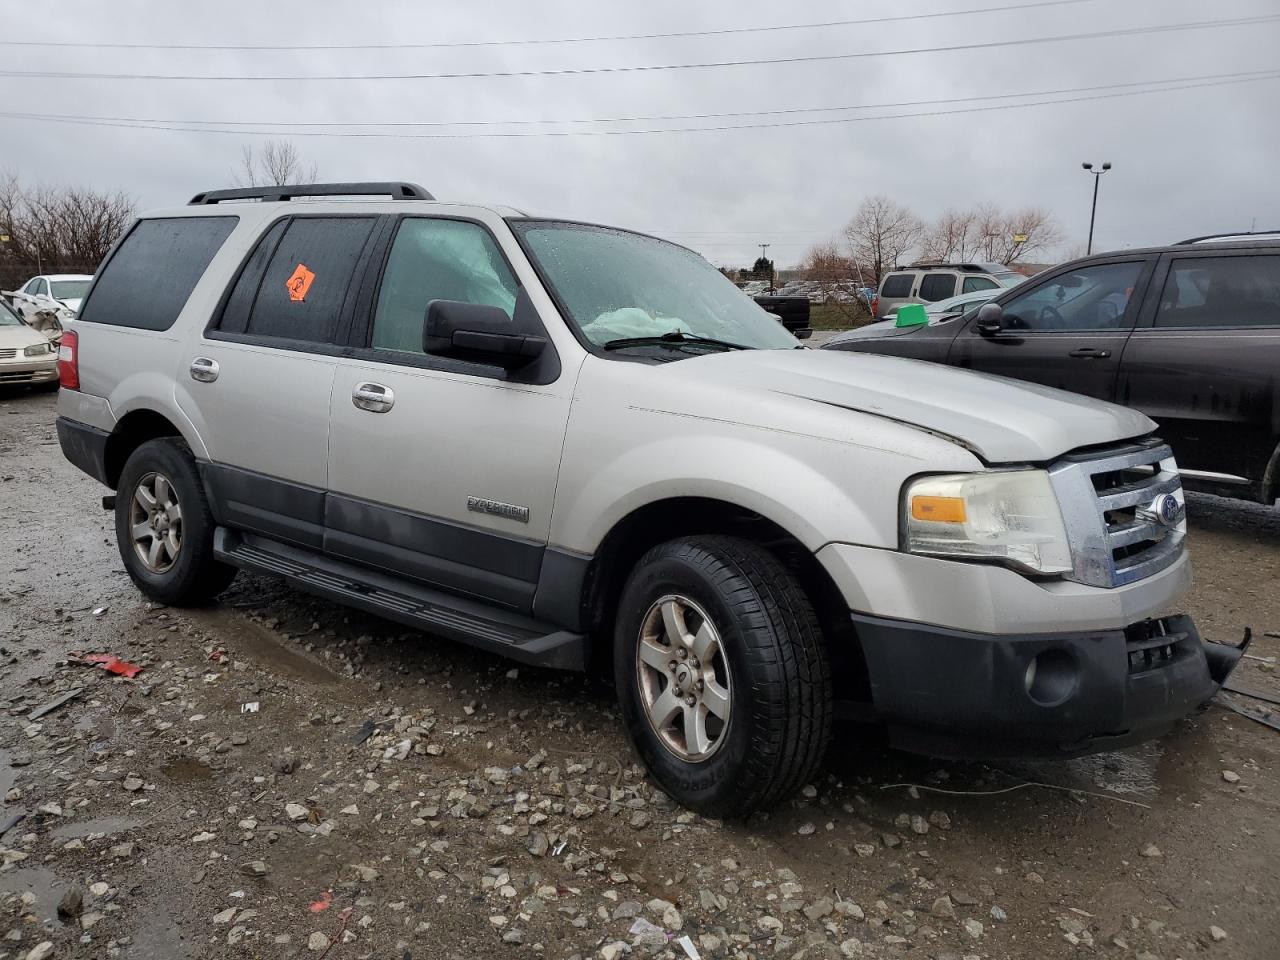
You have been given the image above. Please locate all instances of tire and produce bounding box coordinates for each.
[613,535,832,817]
[114,438,236,605]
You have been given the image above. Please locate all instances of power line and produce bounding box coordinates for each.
[7,68,1271,130]
[0,0,1091,51]
[2,71,1275,138]
[2,15,1275,82]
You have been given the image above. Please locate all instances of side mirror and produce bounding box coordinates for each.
[423,290,547,371]
[975,302,1004,335]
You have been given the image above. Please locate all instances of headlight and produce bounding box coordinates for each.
[24,341,54,357]
[903,470,1073,576]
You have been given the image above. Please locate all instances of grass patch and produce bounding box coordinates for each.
[809,303,873,331]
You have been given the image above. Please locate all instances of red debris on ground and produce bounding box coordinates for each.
[308,891,333,914]
[73,652,145,678]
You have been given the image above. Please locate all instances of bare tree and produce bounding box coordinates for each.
[842,196,923,284]
[0,172,135,286]
[972,204,1063,264]
[921,208,980,262]
[237,140,318,187]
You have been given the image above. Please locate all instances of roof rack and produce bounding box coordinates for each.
[1176,229,1280,245]
[188,182,434,205]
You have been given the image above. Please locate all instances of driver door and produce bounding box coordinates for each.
[948,257,1153,402]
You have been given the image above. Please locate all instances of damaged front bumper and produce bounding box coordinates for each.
[854,611,1244,758]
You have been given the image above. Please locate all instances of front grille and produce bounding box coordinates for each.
[0,348,17,359]
[0,371,40,383]
[1049,439,1185,588]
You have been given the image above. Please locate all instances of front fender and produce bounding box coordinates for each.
[551,402,980,555]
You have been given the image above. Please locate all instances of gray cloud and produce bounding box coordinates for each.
[4,0,1278,267]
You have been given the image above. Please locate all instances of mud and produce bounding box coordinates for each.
[1,388,1278,959]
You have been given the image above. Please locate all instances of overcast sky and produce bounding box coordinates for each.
[4,0,1278,267]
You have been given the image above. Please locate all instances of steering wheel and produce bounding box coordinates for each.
[1039,304,1066,329]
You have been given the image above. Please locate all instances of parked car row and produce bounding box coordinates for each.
[871,262,1025,319]
[828,235,1280,505]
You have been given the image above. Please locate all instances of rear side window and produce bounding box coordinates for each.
[1155,255,1280,328]
[78,217,237,331]
[919,273,957,301]
[217,216,377,344]
[962,276,998,293]
[880,273,913,298]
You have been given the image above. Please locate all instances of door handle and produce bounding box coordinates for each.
[1068,347,1111,359]
[352,382,395,413]
[189,357,219,382]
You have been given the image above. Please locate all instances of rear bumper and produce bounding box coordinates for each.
[56,415,111,487]
[854,611,1225,757]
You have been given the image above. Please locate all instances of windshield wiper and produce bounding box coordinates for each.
[603,330,749,352]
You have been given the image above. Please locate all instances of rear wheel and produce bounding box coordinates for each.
[614,535,831,816]
[114,438,235,605]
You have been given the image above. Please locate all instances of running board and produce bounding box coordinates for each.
[213,528,586,671]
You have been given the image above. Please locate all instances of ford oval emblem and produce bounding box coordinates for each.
[1147,493,1183,527]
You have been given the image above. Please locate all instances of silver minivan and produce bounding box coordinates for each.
[873,262,1022,319]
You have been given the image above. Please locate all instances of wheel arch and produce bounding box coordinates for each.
[104,408,190,488]
[578,496,871,703]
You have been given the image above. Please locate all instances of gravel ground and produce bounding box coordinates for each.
[2,388,1278,960]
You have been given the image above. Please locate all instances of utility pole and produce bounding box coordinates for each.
[1082,161,1111,255]
[759,243,773,293]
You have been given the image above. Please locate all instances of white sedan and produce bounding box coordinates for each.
[9,273,94,322]
[878,282,1024,323]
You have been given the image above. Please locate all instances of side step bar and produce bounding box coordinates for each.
[213,529,586,671]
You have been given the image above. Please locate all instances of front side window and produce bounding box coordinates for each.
[1155,255,1280,328]
[919,273,956,302]
[372,218,518,354]
[879,273,913,298]
[23,278,40,295]
[511,221,796,355]
[999,261,1143,331]
[34,279,49,297]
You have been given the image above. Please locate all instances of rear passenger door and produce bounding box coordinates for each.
[325,215,572,613]
[1117,251,1280,487]
[949,257,1152,402]
[178,214,387,549]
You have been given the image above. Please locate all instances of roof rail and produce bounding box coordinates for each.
[188,182,434,205]
[1176,229,1280,245]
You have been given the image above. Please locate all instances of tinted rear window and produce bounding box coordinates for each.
[919,273,956,301]
[880,273,913,298]
[78,217,237,331]
[240,217,377,344]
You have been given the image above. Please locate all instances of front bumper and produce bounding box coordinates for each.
[854,611,1227,757]
[0,357,57,385]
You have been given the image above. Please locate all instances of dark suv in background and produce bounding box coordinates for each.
[825,234,1280,505]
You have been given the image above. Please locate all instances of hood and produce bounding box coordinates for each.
[823,321,922,347]
[0,323,53,351]
[670,348,1156,463]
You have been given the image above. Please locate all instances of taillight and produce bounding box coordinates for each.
[58,329,80,390]
[871,295,879,317]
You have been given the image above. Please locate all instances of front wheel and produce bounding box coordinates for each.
[614,536,832,817]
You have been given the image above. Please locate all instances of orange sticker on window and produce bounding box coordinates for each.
[286,263,316,302]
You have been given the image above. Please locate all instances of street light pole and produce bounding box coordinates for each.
[1082,161,1111,255]
[759,242,773,293]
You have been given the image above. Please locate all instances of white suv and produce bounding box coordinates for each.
[55,182,1239,815]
